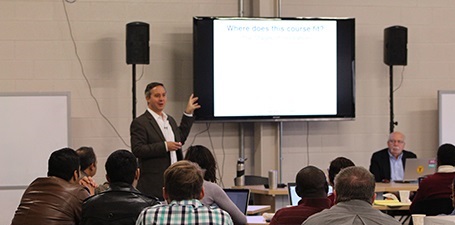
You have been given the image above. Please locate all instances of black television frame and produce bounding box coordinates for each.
[193,16,355,122]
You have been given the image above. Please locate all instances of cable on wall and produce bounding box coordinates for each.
[188,122,211,147]
[393,66,406,93]
[306,121,310,165]
[62,0,129,147]
[219,123,227,187]
[136,65,145,81]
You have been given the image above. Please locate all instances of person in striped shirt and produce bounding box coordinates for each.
[136,160,233,225]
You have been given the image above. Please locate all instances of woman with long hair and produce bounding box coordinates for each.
[184,145,247,225]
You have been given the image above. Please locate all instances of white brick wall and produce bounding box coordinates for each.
[2,1,455,220]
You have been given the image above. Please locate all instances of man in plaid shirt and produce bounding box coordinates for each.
[136,160,233,225]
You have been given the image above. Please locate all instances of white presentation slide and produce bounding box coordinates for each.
[213,19,337,117]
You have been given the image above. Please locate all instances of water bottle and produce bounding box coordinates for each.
[234,158,245,186]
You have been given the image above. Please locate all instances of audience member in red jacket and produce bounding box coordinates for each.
[410,143,455,212]
[269,166,331,225]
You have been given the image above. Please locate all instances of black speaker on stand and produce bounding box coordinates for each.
[384,25,407,133]
[126,22,150,119]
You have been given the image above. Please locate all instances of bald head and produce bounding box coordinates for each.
[295,166,328,198]
[334,166,375,204]
[387,131,406,158]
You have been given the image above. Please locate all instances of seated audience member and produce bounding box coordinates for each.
[81,149,159,225]
[77,146,98,178]
[269,166,331,225]
[327,157,355,205]
[410,143,455,214]
[369,131,417,182]
[76,146,108,194]
[11,148,91,225]
[184,145,247,225]
[303,166,401,225]
[450,177,455,215]
[136,160,233,225]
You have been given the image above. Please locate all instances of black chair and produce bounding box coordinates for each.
[244,175,268,186]
[410,197,454,216]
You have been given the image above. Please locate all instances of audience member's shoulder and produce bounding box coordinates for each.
[371,148,388,157]
[85,188,159,205]
[403,150,417,157]
[272,205,293,218]
[46,176,89,195]
[137,192,160,205]
[210,205,232,217]
[377,148,389,154]
[203,180,223,190]
[142,202,165,212]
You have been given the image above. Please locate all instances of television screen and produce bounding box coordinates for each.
[193,17,355,122]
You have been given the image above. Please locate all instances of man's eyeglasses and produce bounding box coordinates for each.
[388,140,404,144]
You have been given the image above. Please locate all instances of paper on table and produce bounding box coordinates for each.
[374,199,411,207]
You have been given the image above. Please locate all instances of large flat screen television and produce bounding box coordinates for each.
[193,17,355,122]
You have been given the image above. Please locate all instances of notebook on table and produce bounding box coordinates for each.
[223,188,250,215]
[393,158,436,183]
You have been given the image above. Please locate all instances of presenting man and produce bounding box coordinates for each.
[369,131,417,182]
[130,82,200,200]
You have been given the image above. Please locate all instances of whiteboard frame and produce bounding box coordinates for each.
[438,90,455,146]
[0,92,70,188]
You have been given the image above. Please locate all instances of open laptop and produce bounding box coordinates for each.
[288,182,333,206]
[287,183,301,206]
[394,158,436,183]
[223,189,250,215]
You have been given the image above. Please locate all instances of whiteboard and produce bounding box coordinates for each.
[439,90,455,145]
[0,93,70,187]
[0,189,24,225]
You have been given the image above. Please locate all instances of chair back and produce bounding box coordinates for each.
[411,198,454,216]
[244,175,268,185]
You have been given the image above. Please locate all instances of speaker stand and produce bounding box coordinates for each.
[389,65,398,133]
[132,64,137,119]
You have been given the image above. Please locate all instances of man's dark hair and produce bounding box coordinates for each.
[295,166,328,198]
[334,166,375,204]
[105,150,138,184]
[184,145,217,183]
[164,160,203,201]
[437,143,455,167]
[328,157,355,186]
[47,147,79,181]
[144,82,164,98]
[76,146,96,171]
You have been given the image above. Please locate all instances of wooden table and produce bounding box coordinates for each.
[237,182,416,195]
[247,205,272,215]
[236,185,288,195]
[375,182,418,192]
[373,204,410,211]
[236,182,418,213]
[234,185,287,212]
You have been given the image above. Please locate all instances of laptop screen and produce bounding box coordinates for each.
[288,183,301,206]
[223,189,250,215]
[394,158,437,182]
